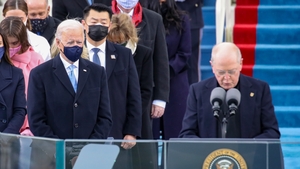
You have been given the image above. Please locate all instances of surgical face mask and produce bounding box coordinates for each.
[0,47,5,60]
[9,45,22,58]
[116,0,139,9]
[61,43,83,62]
[30,17,49,34]
[88,24,109,42]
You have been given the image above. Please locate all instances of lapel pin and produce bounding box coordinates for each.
[250,92,254,97]
[83,69,87,72]
[111,55,116,59]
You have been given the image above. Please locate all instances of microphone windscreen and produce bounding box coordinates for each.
[226,88,241,106]
[210,87,226,105]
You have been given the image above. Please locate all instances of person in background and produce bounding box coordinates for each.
[0,29,26,169]
[179,42,280,139]
[0,16,44,136]
[2,0,51,61]
[107,13,153,140]
[151,0,191,140]
[27,19,112,168]
[82,4,142,168]
[112,0,170,121]
[25,0,61,45]
[52,0,111,21]
[107,13,156,169]
[176,0,204,84]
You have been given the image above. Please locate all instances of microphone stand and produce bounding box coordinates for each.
[221,110,236,138]
[221,117,228,138]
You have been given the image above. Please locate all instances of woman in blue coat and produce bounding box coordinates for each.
[151,0,192,139]
[0,30,26,134]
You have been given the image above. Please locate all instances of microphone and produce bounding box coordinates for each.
[225,88,241,116]
[210,87,226,118]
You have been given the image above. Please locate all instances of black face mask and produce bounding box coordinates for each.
[30,17,49,34]
[88,25,109,41]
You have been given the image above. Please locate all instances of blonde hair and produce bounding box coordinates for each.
[107,13,139,44]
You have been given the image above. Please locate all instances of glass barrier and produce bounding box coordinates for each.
[0,132,299,169]
[64,139,162,169]
[0,133,64,169]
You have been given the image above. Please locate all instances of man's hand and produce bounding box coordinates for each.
[121,135,136,149]
[151,104,165,118]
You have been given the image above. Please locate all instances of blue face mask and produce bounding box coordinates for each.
[0,47,5,60]
[62,45,83,62]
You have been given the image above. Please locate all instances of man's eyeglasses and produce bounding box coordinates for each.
[215,68,238,76]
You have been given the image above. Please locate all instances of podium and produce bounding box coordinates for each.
[167,138,284,169]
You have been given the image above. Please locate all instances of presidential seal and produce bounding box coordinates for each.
[202,148,247,169]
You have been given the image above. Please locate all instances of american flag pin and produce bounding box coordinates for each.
[111,55,116,59]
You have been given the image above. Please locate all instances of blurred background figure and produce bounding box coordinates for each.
[151,0,191,140]
[2,0,51,61]
[52,0,111,21]
[0,16,44,136]
[25,0,61,45]
[176,0,204,84]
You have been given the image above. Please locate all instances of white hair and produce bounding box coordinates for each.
[55,19,84,40]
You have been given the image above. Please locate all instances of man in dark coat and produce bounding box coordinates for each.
[27,19,112,168]
[26,0,61,45]
[112,0,170,136]
[179,42,280,139]
[52,0,112,21]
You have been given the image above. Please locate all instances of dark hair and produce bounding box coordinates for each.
[0,16,31,54]
[0,30,14,65]
[2,0,32,31]
[83,3,113,20]
[149,0,185,34]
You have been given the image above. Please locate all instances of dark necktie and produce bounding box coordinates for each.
[92,48,101,65]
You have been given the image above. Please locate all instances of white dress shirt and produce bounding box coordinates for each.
[86,41,106,68]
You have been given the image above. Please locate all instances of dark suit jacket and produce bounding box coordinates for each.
[133,44,153,139]
[179,74,280,139]
[41,16,61,45]
[27,56,112,139]
[0,60,26,134]
[52,0,112,21]
[137,8,170,102]
[176,0,204,29]
[103,41,142,139]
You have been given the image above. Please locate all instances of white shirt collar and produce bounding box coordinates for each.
[86,40,106,53]
[59,54,79,69]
